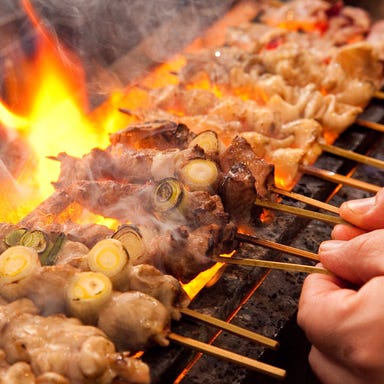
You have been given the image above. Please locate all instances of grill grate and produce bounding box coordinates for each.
[141,116,384,383]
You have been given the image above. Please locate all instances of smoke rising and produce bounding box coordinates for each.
[27,0,236,97]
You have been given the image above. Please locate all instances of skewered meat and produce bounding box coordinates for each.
[109,120,195,150]
[220,163,258,225]
[65,180,153,223]
[127,264,190,320]
[0,350,38,384]
[154,223,236,282]
[260,0,371,45]
[0,258,78,316]
[367,20,384,60]
[55,240,89,268]
[53,141,206,189]
[97,291,170,352]
[0,299,150,384]
[219,136,275,201]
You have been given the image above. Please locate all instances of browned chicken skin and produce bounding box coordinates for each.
[0,299,150,384]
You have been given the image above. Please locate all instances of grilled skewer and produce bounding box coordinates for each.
[0,240,285,380]
[300,165,381,193]
[373,91,384,100]
[254,199,347,225]
[235,232,319,261]
[180,307,279,349]
[169,332,286,379]
[356,118,384,133]
[320,143,384,170]
[213,255,329,275]
[270,186,340,215]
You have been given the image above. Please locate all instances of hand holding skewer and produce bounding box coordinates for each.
[298,188,384,384]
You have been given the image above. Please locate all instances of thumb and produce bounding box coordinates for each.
[339,188,384,230]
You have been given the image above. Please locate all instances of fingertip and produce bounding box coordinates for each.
[340,196,375,216]
[331,224,366,240]
[318,239,345,254]
[339,192,384,230]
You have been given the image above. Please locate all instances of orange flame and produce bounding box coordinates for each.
[0,0,112,221]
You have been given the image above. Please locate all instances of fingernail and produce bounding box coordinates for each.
[319,240,345,253]
[343,197,375,215]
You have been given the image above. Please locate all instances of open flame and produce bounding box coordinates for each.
[0,0,111,222]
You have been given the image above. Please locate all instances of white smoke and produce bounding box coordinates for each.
[27,0,236,96]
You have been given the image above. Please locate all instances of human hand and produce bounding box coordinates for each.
[332,188,384,240]
[298,228,384,384]
[298,270,384,384]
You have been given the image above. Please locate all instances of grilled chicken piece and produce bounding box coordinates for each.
[53,141,206,188]
[220,163,258,225]
[127,264,190,320]
[367,20,384,62]
[50,223,114,250]
[67,180,153,223]
[109,120,195,150]
[153,86,217,116]
[54,240,89,269]
[98,291,170,352]
[179,45,263,86]
[52,147,153,189]
[260,0,370,46]
[220,136,275,201]
[0,349,38,384]
[0,299,150,384]
[0,264,78,316]
[141,222,237,283]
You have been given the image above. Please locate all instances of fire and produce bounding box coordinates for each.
[0,0,110,222]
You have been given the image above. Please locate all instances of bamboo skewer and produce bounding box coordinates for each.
[320,143,384,170]
[355,118,384,133]
[235,232,319,261]
[254,198,347,225]
[168,332,286,379]
[213,256,330,275]
[180,307,279,349]
[373,91,384,100]
[270,186,340,215]
[300,165,381,193]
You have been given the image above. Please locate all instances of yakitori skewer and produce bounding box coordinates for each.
[300,165,381,193]
[320,143,384,170]
[169,332,286,380]
[355,118,384,133]
[373,91,384,100]
[254,199,347,225]
[213,256,330,275]
[235,232,319,261]
[180,307,279,349]
[270,186,340,215]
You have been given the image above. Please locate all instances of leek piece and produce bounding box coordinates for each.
[66,271,112,324]
[189,130,221,157]
[112,225,147,263]
[0,246,41,285]
[20,230,48,253]
[4,228,28,247]
[179,159,219,192]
